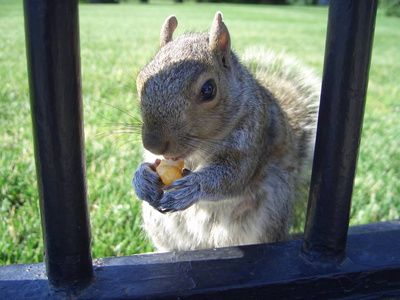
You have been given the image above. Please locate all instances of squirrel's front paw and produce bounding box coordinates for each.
[132,162,163,208]
[157,173,201,213]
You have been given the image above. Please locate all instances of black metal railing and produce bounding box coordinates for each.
[23,0,93,287]
[1,0,399,299]
[302,0,378,263]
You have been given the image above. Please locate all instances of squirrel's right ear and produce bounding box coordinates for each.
[160,15,178,48]
[209,12,231,61]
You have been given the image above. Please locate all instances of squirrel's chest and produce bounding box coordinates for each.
[142,199,262,251]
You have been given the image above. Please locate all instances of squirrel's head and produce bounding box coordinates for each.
[136,12,236,160]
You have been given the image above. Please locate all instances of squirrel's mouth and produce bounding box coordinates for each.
[163,151,190,162]
[162,146,196,162]
[164,156,182,161]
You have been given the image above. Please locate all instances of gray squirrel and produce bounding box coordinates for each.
[132,12,320,251]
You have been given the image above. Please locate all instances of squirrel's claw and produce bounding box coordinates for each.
[133,164,200,213]
[167,172,193,189]
[132,162,164,207]
[158,189,197,212]
[156,206,175,214]
[157,174,201,212]
[161,168,192,192]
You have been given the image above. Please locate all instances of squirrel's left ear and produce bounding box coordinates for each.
[209,12,231,65]
[160,15,178,48]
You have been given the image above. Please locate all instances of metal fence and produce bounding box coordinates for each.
[1,0,400,298]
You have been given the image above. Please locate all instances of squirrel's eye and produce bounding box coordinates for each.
[200,79,217,102]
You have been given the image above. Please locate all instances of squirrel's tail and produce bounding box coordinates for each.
[242,47,321,198]
[242,47,320,130]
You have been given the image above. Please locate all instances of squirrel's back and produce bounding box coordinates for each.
[243,48,320,187]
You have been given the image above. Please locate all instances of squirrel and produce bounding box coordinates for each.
[132,12,320,251]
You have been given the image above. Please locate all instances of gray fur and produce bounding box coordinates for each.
[132,12,320,251]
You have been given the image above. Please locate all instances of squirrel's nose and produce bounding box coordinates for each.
[142,132,169,155]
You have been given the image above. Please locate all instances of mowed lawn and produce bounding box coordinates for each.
[1,1,399,265]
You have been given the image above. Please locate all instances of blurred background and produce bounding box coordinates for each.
[0,0,399,265]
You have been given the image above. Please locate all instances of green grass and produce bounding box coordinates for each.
[0,1,399,265]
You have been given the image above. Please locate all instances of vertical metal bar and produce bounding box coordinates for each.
[302,0,378,262]
[23,0,93,287]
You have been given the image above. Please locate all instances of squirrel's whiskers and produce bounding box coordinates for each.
[84,98,143,150]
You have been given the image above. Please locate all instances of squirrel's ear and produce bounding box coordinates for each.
[160,15,178,48]
[209,12,231,56]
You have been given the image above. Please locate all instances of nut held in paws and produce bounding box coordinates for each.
[156,159,184,187]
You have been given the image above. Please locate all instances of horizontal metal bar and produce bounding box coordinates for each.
[23,0,93,288]
[1,222,400,299]
[302,0,378,262]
